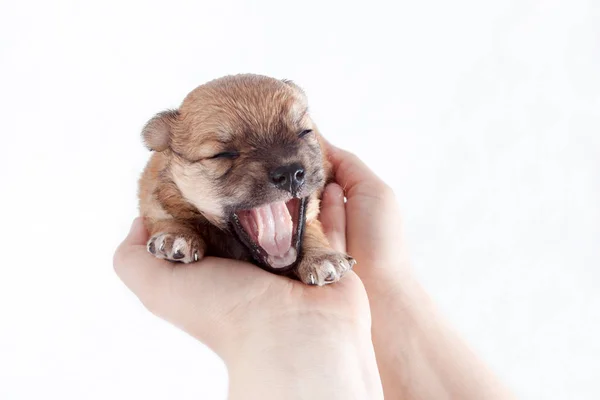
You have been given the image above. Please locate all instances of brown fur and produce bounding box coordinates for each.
[138,74,353,285]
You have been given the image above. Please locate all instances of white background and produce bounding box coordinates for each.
[1,0,598,398]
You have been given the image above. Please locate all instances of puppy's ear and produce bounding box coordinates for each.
[282,79,306,96]
[142,109,179,152]
[282,79,308,117]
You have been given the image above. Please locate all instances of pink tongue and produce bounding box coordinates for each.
[238,202,293,257]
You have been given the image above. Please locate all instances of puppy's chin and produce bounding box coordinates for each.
[230,197,307,272]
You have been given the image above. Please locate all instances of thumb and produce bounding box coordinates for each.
[322,139,386,196]
[113,218,173,307]
[122,217,149,246]
[319,183,347,253]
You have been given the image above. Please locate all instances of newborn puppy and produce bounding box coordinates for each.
[138,74,354,285]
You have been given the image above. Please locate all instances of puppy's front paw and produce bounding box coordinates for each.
[296,251,356,286]
[147,232,205,263]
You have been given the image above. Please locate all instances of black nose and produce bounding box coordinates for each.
[270,163,305,194]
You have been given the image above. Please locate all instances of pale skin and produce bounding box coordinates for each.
[114,142,513,400]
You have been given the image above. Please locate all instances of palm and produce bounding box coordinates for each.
[115,186,369,351]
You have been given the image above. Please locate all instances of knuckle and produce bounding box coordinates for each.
[378,182,396,200]
[360,181,395,202]
[139,295,162,316]
[342,148,359,161]
[340,150,361,169]
[112,245,128,275]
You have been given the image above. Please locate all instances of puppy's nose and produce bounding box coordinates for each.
[270,163,305,194]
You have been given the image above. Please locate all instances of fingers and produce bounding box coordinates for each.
[113,218,149,275]
[322,140,384,195]
[319,183,347,252]
[113,218,174,307]
[113,218,268,317]
[122,217,149,245]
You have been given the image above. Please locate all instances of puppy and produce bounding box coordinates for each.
[138,74,355,285]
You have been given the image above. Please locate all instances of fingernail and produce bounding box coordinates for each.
[325,183,344,199]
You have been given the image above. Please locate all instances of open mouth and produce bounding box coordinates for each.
[231,197,307,273]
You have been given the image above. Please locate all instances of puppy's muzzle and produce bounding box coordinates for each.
[270,163,305,195]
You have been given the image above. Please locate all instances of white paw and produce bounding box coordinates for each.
[297,251,356,286]
[147,233,204,263]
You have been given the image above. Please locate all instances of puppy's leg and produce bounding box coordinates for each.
[296,221,355,286]
[145,219,206,263]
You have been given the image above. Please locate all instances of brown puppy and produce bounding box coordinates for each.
[138,74,354,285]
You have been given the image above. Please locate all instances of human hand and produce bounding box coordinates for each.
[323,143,515,400]
[323,141,411,290]
[113,186,383,399]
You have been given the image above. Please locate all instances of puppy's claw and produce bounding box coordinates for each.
[347,256,357,270]
[297,251,353,286]
[147,232,205,264]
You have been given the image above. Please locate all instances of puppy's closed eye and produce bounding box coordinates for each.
[298,129,313,138]
[210,151,240,160]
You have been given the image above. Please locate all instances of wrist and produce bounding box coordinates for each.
[226,315,383,400]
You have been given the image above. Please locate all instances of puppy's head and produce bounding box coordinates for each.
[143,74,328,271]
